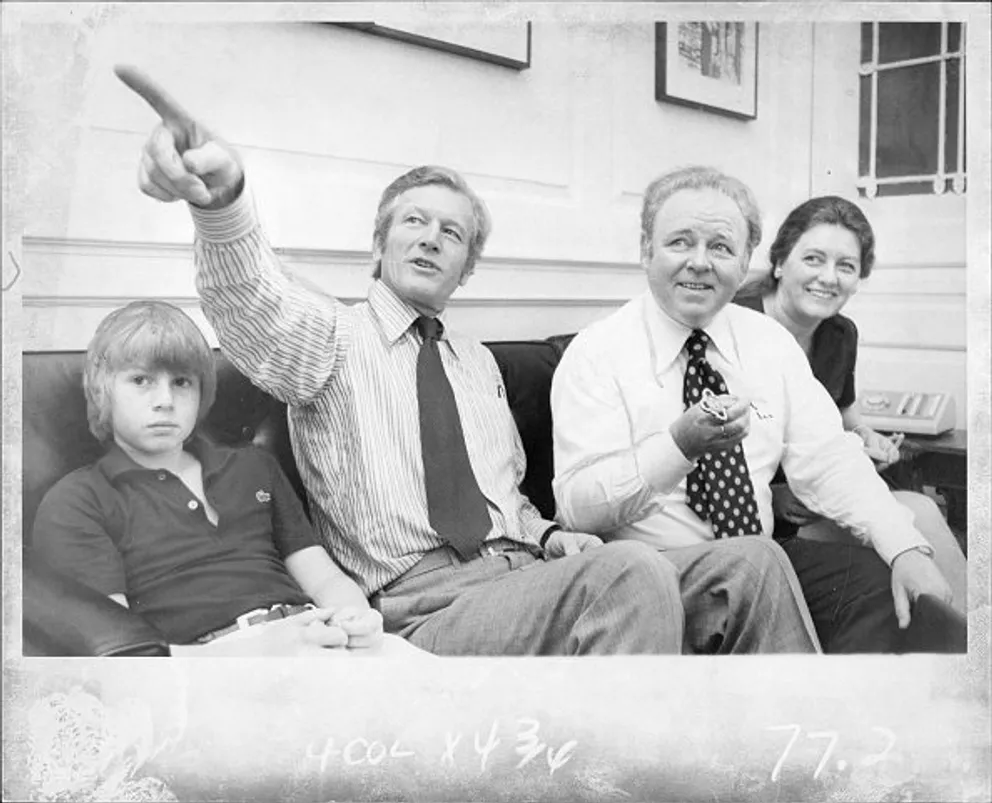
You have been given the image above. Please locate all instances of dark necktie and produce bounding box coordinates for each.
[415,316,491,558]
[682,329,761,539]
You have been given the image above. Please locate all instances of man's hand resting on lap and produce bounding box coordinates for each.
[890,549,953,629]
[544,530,603,558]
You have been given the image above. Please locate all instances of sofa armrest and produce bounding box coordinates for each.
[23,558,171,657]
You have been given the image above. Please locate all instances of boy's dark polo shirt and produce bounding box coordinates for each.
[31,437,315,644]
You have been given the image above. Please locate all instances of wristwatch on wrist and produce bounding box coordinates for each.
[539,524,562,549]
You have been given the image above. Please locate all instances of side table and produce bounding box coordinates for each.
[883,429,968,554]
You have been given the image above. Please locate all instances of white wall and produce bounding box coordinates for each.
[808,22,970,423]
[7,9,976,423]
[13,11,813,348]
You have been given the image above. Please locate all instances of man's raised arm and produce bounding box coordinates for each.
[114,65,346,405]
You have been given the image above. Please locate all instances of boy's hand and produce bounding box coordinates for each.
[330,607,384,650]
[114,64,244,209]
[185,607,349,656]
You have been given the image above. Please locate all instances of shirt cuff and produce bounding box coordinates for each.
[867,529,933,567]
[189,182,258,243]
[635,429,696,494]
[889,543,936,564]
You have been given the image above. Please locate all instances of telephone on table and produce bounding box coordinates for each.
[856,390,956,436]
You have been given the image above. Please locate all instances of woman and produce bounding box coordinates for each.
[736,195,967,612]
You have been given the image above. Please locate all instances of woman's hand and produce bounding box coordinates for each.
[855,425,904,471]
[771,483,821,526]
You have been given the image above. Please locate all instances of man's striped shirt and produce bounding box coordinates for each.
[191,192,552,595]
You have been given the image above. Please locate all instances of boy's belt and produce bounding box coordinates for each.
[197,602,314,643]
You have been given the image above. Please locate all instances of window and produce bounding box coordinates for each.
[858,22,966,198]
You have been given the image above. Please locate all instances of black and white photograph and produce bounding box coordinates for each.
[2,3,989,802]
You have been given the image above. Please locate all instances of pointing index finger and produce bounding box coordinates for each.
[114,64,195,127]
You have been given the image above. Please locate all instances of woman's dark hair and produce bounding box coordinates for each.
[764,196,876,291]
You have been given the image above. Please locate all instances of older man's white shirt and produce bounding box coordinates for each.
[551,293,929,566]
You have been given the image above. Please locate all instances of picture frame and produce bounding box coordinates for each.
[655,22,759,120]
[332,21,531,70]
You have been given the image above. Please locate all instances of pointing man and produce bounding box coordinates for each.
[117,66,819,655]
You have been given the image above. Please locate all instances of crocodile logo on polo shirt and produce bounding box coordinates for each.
[256,490,272,504]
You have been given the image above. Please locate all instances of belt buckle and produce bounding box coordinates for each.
[234,607,270,630]
[481,540,518,559]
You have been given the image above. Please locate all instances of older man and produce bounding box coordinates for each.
[551,165,952,653]
[117,67,818,655]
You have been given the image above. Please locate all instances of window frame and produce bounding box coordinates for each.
[858,21,966,199]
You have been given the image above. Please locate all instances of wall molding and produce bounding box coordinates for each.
[20,236,646,307]
[21,294,619,310]
[89,124,577,199]
[22,235,642,274]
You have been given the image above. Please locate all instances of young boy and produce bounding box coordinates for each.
[30,300,386,655]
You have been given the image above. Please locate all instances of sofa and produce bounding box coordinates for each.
[20,337,965,655]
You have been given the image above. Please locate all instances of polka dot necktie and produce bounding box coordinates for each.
[682,329,761,539]
[415,316,492,558]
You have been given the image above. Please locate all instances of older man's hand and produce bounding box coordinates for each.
[544,530,603,558]
[670,396,751,463]
[114,64,244,209]
[890,549,953,629]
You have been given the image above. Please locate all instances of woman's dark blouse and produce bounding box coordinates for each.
[734,292,860,539]
[734,293,858,409]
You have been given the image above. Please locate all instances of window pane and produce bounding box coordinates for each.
[876,62,939,178]
[859,75,872,176]
[861,22,873,63]
[948,22,962,52]
[945,57,961,173]
[878,22,941,64]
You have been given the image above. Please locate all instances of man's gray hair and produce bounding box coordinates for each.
[640,165,762,263]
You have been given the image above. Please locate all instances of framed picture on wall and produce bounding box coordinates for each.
[332,21,531,70]
[655,22,758,119]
